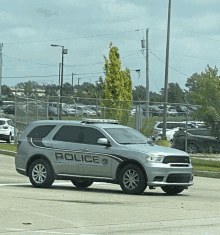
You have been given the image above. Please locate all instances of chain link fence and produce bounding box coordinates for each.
[12,95,200,148]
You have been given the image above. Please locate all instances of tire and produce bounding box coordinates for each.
[161,186,185,195]
[6,133,12,143]
[119,164,147,195]
[71,179,93,188]
[187,143,198,154]
[29,159,54,188]
[170,140,174,148]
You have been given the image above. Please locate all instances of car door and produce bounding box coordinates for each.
[51,125,82,175]
[77,126,113,178]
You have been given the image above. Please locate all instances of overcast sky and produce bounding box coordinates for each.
[1,0,220,93]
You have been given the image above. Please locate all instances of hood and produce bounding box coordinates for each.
[123,143,188,156]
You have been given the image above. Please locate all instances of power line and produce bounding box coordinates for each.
[3,54,56,67]
[149,50,189,77]
[3,29,143,45]
[150,27,220,42]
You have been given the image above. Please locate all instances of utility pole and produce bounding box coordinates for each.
[141,29,149,118]
[146,28,149,119]
[72,73,74,93]
[0,44,3,111]
[162,0,172,140]
[78,78,81,95]
[59,63,61,87]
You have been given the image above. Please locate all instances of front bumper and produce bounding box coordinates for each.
[145,163,194,187]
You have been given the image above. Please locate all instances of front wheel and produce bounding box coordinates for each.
[187,143,198,154]
[161,186,185,195]
[71,179,93,188]
[6,133,12,143]
[119,164,147,195]
[29,159,54,188]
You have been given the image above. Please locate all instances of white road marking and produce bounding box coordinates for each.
[0,182,108,186]
[6,228,95,234]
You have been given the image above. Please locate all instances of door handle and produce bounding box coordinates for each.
[80,148,88,151]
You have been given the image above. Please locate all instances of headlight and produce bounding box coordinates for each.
[146,154,164,163]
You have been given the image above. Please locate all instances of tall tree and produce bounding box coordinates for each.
[1,85,14,100]
[168,82,185,103]
[190,65,220,138]
[133,85,145,101]
[103,42,132,124]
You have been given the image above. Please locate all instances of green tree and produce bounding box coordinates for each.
[17,80,40,97]
[1,85,14,100]
[103,42,132,124]
[133,85,145,101]
[167,82,185,103]
[190,65,220,138]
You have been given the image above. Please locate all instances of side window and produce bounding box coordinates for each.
[0,120,5,125]
[27,125,56,138]
[53,125,83,143]
[82,127,105,145]
[157,123,163,128]
[167,123,174,129]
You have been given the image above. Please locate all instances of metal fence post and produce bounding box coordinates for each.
[96,97,98,118]
[14,95,18,145]
[25,98,28,128]
[36,98,38,121]
[185,104,189,152]
[46,96,49,120]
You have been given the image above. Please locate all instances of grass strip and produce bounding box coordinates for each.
[191,158,220,172]
[0,143,17,152]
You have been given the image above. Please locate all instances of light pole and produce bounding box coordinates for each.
[78,78,82,96]
[51,44,68,120]
[162,0,171,140]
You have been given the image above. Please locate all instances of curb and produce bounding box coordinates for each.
[194,171,220,179]
[0,149,16,156]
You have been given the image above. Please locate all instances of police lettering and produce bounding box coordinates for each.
[55,152,100,163]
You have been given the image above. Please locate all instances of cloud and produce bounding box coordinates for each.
[183,0,219,4]
[35,8,59,17]
[172,12,220,34]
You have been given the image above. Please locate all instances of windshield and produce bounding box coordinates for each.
[104,127,151,144]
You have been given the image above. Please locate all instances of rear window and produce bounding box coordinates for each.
[188,129,211,136]
[0,121,5,125]
[27,125,56,138]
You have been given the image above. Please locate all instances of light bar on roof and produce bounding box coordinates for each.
[82,119,119,124]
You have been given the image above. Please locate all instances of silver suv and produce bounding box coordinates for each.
[15,119,194,195]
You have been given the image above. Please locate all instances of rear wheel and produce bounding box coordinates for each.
[187,143,198,154]
[29,159,54,188]
[161,186,185,195]
[71,179,93,188]
[119,164,147,195]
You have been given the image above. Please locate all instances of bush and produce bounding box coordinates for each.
[140,117,158,137]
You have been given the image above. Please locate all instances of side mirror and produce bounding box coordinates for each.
[97,138,111,146]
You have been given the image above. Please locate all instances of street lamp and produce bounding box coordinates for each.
[51,44,68,120]
[78,78,82,95]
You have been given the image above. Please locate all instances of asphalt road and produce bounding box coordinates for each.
[0,154,220,235]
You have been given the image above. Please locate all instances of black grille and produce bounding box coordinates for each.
[166,174,191,183]
[163,156,190,164]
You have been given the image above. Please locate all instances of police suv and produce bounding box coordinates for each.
[15,119,194,195]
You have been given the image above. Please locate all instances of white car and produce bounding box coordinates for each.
[155,127,180,146]
[0,118,17,143]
